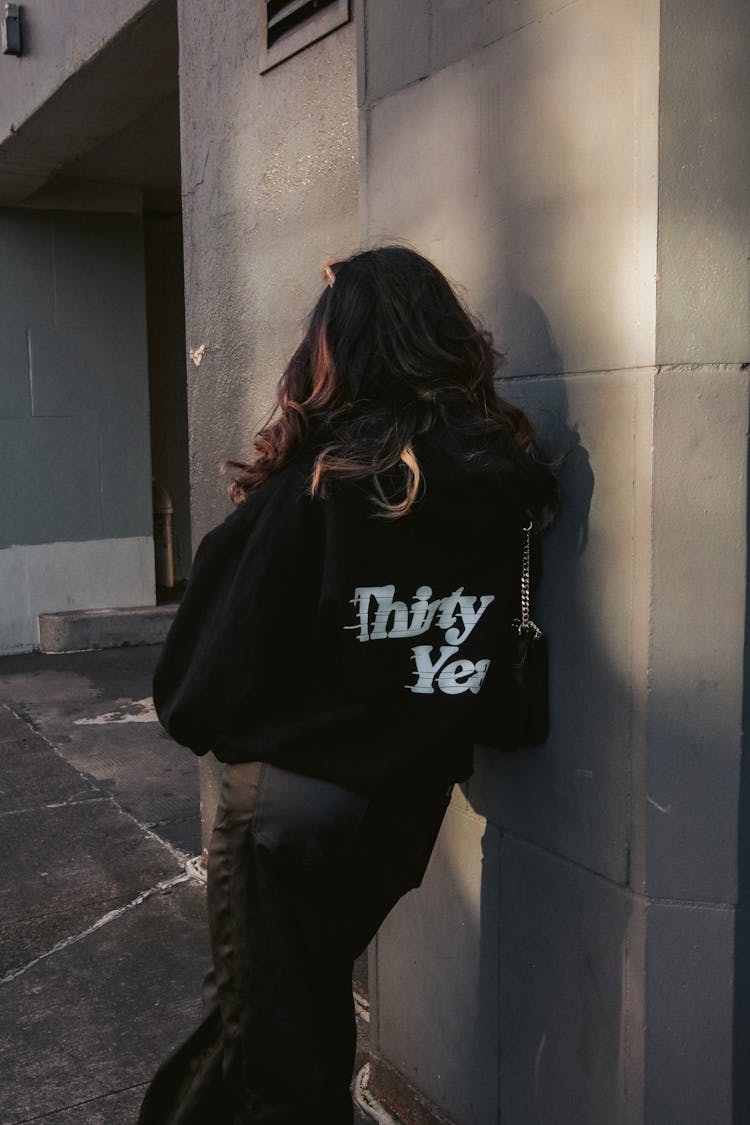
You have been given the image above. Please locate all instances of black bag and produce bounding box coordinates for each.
[476,521,549,751]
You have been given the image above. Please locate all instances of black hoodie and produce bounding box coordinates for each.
[152,422,537,795]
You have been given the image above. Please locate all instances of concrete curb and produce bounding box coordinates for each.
[354,1063,402,1125]
[38,604,177,653]
[366,1055,456,1125]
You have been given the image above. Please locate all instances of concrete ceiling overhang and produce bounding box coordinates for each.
[0,0,179,208]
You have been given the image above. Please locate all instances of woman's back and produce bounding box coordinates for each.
[153,413,532,794]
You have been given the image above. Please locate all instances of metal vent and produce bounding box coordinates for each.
[259,0,349,72]
[266,0,337,48]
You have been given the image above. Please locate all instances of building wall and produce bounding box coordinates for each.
[0,0,152,143]
[646,4,750,1119]
[0,0,178,207]
[177,1,359,548]
[360,1,749,1123]
[176,2,359,853]
[0,209,155,653]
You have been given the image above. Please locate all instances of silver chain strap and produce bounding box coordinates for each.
[514,520,542,639]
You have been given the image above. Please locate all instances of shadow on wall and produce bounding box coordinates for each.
[376,290,595,1125]
[467,293,639,1122]
[461,290,617,1124]
[455,8,642,1105]
[361,81,639,1120]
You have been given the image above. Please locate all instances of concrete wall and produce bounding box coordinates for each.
[176,0,358,854]
[656,0,750,367]
[0,0,178,205]
[177,0,358,549]
[0,0,152,142]
[0,209,155,653]
[360,1,750,1123]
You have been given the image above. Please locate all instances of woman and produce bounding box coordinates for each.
[138,246,557,1124]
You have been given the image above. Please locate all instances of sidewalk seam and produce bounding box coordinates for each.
[0,795,110,819]
[10,1078,148,1124]
[0,870,193,986]
[1,702,193,868]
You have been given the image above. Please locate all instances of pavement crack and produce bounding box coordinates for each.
[1,702,193,867]
[11,1079,148,1123]
[0,795,110,819]
[0,871,192,987]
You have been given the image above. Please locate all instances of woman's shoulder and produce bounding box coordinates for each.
[414,415,557,524]
[196,452,320,560]
[234,451,317,517]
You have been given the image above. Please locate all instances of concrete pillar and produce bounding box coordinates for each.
[174,1,359,849]
[359,1,750,1122]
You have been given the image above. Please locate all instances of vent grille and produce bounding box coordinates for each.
[259,0,349,72]
[266,0,337,48]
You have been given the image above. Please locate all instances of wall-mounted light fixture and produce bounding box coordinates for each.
[2,4,22,56]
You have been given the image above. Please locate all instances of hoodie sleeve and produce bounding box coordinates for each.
[152,465,324,755]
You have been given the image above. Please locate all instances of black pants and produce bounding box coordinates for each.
[137,760,453,1125]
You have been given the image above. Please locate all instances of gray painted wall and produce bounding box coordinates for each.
[0,207,155,653]
[0,0,182,653]
[0,208,153,548]
[359,1,750,1123]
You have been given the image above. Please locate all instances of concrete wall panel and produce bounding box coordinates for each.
[24,536,154,622]
[29,327,148,420]
[644,899,735,1125]
[0,415,102,547]
[362,0,660,377]
[52,211,148,331]
[431,0,572,75]
[0,321,31,417]
[656,0,750,365]
[371,790,500,1125]
[498,836,632,1125]
[0,400,152,551]
[0,549,33,652]
[430,0,488,74]
[500,849,736,1125]
[0,208,154,647]
[639,366,749,902]
[0,209,55,319]
[361,0,431,104]
[471,367,654,884]
[99,412,153,541]
[363,0,584,104]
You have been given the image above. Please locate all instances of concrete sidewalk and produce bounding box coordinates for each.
[0,646,376,1124]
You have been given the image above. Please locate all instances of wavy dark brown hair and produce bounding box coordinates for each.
[223,246,557,520]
